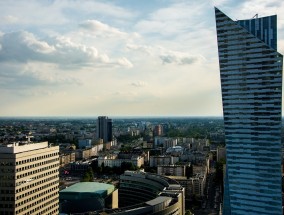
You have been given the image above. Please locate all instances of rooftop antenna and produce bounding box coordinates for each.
[252,14,258,19]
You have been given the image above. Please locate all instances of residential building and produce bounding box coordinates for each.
[154,137,177,149]
[59,151,76,167]
[163,138,177,150]
[167,176,192,198]
[98,154,144,168]
[180,151,209,165]
[168,174,206,198]
[157,164,190,177]
[161,164,206,198]
[149,155,179,167]
[78,139,92,149]
[0,141,59,214]
[187,138,209,151]
[215,7,283,214]
[74,145,98,160]
[217,146,226,162]
[190,173,206,197]
[70,160,91,172]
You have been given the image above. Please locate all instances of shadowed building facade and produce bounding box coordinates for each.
[215,7,283,215]
[97,116,113,143]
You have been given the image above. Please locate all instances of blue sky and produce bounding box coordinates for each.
[0,0,283,117]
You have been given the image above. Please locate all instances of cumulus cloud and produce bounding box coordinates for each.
[0,62,81,90]
[160,52,203,65]
[130,81,148,87]
[126,44,153,54]
[117,57,133,68]
[79,20,127,38]
[126,43,204,65]
[0,31,55,62]
[0,31,132,68]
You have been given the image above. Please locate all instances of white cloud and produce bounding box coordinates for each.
[117,57,133,68]
[23,32,55,54]
[79,20,127,38]
[0,62,82,90]
[160,51,204,65]
[67,0,135,20]
[126,44,153,54]
[126,43,205,65]
[0,1,135,26]
[134,2,212,37]
[1,15,18,24]
[0,31,133,69]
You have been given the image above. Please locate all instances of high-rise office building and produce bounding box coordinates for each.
[215,8,283,215]
[0,141,59,214]
[97,116,113,143]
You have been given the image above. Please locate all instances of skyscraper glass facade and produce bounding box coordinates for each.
[215,7,283,215]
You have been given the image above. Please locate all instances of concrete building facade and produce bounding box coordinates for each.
[0,141,59,215]
[157,164,189,177]
[168,175,206,198]
[98,154,144,168]
[149,155,179,167]
[59,151,76,167]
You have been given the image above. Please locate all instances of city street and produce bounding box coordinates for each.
[192,172,220,215]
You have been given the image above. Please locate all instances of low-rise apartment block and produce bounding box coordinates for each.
[157,164,190,177]
[98,154,144,168]
[149,155,179,167]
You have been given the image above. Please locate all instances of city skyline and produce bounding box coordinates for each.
[0,0,283,117]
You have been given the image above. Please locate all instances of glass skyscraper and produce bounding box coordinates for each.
[215,8,283,215]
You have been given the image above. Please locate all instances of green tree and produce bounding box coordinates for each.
[215,159,226,185]
[82,167,94,182]
[121,162,136,173]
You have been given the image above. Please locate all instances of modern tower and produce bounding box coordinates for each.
[215,8,283,215]
[0,141,59,214]
[97,116,113,143]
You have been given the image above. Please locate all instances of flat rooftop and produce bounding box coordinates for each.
[146,196,172,206]
[0,142,50,154]
[60,182,115,200]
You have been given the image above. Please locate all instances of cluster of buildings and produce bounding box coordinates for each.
[0,138,186,215]
[59,116,117,171]
[59,170,185,215]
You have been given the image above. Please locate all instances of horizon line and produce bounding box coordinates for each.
[0,115,224,119]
